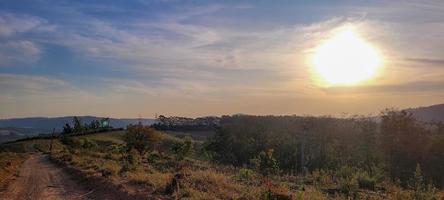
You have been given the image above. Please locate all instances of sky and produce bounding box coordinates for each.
[0,0,444,118]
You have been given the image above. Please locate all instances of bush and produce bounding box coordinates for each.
[236,168,255,181]
[336,166,359,196]
[254,149,279,176]
[336,166,355,179]
[146,151,162,164]
[124,124,161,155]
[171,137,193,161]
[311,170,329,189]
[357,172,376,190]
[338,177,359,197]
[121,149,141,172]
[411,164,439,200]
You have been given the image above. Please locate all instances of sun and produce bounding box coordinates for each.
[311,26,382,85]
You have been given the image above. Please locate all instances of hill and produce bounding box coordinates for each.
[0,116,155,142]
[406,103,444,122]
[0,127,31,143]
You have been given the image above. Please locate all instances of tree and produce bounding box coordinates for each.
[73,116,84,133]
[100,118,110,128]
[204,128,236,164]
[88,120,100,130]
[380,109,427,185]
[124,124,161,155]
[63,123,73,134]
[356,117,379,176]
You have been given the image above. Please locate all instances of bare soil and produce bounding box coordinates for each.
[0,154,93,200]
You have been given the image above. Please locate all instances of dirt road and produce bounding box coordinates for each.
[0,154,93,200]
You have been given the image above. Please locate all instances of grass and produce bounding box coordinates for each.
[127,168,172,191]
[179,168,263,199]
[75,130,126,145]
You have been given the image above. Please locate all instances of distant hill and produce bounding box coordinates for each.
[406,103,444,122]
[0,127,31,143]
[0,116,155,138]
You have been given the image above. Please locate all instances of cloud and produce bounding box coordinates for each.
[0,13,54,37]
[0,73,73,95]
[322,81,444,95]
[404,58,444,67]
[0,13,54,66]
[0,41,41,65]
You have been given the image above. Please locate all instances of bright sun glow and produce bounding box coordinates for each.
[312,26,382,85]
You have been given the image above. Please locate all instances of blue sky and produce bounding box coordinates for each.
[1,0,444,118]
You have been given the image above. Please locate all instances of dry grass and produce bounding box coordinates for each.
[177,168,264,200]
[127,168,172,190]
[294,187,328,200]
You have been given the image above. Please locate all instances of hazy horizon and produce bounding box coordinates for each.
[1,0,444,118]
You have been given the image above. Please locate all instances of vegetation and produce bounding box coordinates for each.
[124,123,161,156]
[1,113,444,199]
[63,116,112,135]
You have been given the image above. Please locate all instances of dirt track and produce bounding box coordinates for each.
[0,154,93,200]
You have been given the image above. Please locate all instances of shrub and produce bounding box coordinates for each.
[411,164,439,200]
[254,149,279,176]
[336,166,355,179]
[357,172,376,190]
[121,149,142,172]
[147,151,161,164]
[311,170,329,189]
[336,166,359,197]
[171,136,193,161]
[124,124,161,155]
[236,168,255,181]
[338,177,359,197]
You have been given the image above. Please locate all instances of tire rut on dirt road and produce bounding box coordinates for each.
[0,154,93,200]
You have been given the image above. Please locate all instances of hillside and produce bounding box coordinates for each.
[1,115,444,199]
[0,116,155,134]
[406,103,444,122]
[0,116,155,143]
[0,127,30,143]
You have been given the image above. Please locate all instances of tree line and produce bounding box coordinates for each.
[204,109,444,188]
[63,116,111,134]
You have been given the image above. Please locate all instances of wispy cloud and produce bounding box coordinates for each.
[404,58,444,67]
[322,80,444,95]
[0,41,40,65]
[0,73,75,95]
[0,13,54,37]
[0,13,55,66]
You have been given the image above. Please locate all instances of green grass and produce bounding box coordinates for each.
[74,130,126,145]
